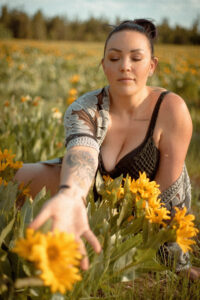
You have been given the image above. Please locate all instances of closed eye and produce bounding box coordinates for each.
[131,58,142,61]
[110,58,120,61]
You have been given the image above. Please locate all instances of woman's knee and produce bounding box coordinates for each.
[14,163,61,198]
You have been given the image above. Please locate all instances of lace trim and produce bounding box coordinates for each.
[160,164,187,204]
[66,136,99,153]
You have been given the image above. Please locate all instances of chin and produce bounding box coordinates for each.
[116,85,137,96]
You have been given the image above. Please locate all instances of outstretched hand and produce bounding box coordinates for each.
[29,191,102,270]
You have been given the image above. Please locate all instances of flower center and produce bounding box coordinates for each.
[47,245,58,260]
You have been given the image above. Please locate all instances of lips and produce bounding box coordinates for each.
[118,77,133,81]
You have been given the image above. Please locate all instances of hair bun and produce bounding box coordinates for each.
[133,19,157,40]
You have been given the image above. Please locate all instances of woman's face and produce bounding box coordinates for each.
[102,30,158,96]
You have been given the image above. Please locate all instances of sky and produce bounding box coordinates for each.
[0,0,200,28]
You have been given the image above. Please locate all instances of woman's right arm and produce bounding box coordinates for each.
[29,145,101,270]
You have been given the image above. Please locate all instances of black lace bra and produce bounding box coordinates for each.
[98,91,170,181]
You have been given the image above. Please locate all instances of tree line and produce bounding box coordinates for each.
[0,5,200,44]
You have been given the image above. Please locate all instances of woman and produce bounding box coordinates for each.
[15,19,200,278]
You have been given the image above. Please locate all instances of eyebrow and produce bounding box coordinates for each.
[108,48,144,53]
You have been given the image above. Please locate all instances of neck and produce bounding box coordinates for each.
[108,86,150,115]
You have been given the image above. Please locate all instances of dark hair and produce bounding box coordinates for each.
[103,19,157,58]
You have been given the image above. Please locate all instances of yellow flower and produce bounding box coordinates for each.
[117,185,124,199]
[18,182,31,197]
[147,196,163,209]
[56,142,63,149]
[69,74,80,83]
[0,177,8,186]
[32,100,39,106]
[12,229,45,261]
[33,230,82,294]
[0,149,23,172]
[163,67,171,74]
[173,206,194,224]
[173,207,199,253]
[0,161,9,171]
[13,229,82,294]
[145,206,171,226]
[0,149,15,161]
[69,88,77,96]
[51,108,62,120]
[127,215,134,222]
[32,96,41,106]
[130,172,161,203]
[18,63,25,70]
[20,95,31,103]
[67,96,76,104]
[10,160,23,169]
[103,175,113,184]
[4,100,10,107]
[176,226,197,253]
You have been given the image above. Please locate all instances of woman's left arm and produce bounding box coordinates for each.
[155,92,193,192]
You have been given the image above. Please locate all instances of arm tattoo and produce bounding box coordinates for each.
[65,150,97,189]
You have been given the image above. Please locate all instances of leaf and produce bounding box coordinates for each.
[110,233,142,263]
[134,247,157,264]
[0,250,12,278]
[0,249,7,261]
[88,204,109,234]
[0,217,15,247]
[95,170,105,193]
[32,187,51,219]
[0,182,18,212]
[117,196,133,227]
[121,216,144,235]
[50,294,65,300]
[14,277,44,289]
[20,198,33,229]
[135,259,168,274]
[142,218,149,244]
[145,228,175,250]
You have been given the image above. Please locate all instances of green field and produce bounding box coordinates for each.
[0,40,200,299]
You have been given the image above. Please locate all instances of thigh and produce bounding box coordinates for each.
[14,163,61,198]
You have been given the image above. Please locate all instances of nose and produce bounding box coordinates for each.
[119,58,131,72]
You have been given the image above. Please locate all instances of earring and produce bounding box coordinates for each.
[149,72,153,77]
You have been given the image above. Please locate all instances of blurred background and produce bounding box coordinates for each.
[0,0,199,201]
[0,3,200,299]
[0,0,200,44]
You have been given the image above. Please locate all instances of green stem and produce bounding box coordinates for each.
[14,277,44,289]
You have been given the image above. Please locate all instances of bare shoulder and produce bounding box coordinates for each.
[150,86,192,123]
[160,91,191,119]
[159,91,193,136]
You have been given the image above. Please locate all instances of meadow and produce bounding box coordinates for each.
[0,39,200,299]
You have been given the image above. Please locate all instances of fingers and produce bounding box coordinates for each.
[76,238,89,271]
[83,230,102,254]
[29,207,51,230]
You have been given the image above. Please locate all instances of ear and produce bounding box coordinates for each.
[149,56,158,76]
[101,58,105,72]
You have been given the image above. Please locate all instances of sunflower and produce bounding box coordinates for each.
[12,228,45,261]
[33,230,82,294]
[13,229,82,294]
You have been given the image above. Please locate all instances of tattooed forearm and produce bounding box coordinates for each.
[65,150,97,189]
